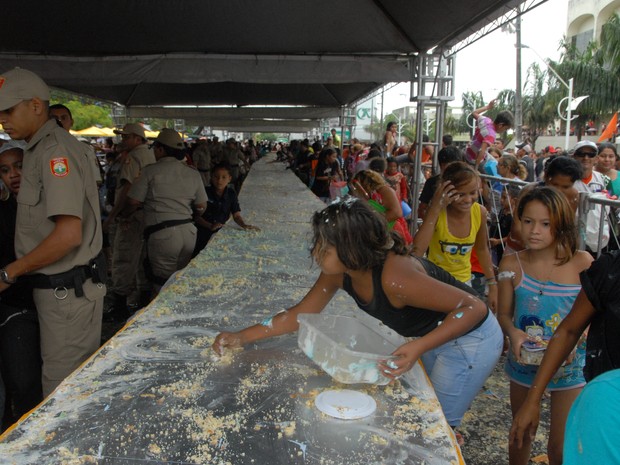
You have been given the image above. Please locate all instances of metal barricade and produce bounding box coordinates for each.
[577,192,620,257]
[478,174,620,257]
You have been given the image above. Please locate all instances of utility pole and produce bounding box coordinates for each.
[515,7,523,143]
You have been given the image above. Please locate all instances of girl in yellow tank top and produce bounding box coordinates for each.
[413,161,498,311]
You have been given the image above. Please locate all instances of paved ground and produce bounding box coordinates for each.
[459,356,551,465]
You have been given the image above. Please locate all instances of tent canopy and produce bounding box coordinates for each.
[0,0,531,127]
[71,126,116,137]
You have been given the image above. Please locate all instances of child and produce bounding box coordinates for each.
[510,249,620,461]
[351,170,412,244]
[465,99,514,170]
[311,148,342,203]
[497,186,593,465]
[412,161,498,311]
[193,163,259,255]
[385,157,409,204]
[0,143,43,426]
[542,156,582,213]
[213,199,503,434]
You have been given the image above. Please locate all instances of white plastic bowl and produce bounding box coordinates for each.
[297,314,398,385]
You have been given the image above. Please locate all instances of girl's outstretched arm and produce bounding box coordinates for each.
[213,272,341,354]
[380,256,488,377]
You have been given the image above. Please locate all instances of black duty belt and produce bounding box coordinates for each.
[143,218,193,240]
[25,252,106,298]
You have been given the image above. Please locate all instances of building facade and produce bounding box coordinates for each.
[568,0,620,51]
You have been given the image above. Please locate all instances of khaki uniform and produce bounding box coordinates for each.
[16,119,106,396]
[110,144,155,296]
[222,147,246,184]
[86,145,103,184]
[210,141,224,165]
[128,157,207,286]
[192,142,211,186]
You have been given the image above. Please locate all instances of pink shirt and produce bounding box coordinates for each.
[466,115,496,163]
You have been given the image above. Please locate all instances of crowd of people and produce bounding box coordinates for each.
[0,67,618,464]
[220,104,619,463]
[0,68,264,431]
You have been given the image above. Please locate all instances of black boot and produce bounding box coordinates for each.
[103,293,129,323]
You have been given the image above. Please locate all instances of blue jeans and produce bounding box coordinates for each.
[421,312,503,426]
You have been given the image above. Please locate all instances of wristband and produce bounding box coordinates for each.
[0,268,16,284]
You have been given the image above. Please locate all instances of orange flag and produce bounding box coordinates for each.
[598,112,618,142]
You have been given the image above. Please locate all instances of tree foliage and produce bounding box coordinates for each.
[254,133,278,142]
[521,63,556,145]
[549,13,620,137]
[453,14,620,146]
[49,90,114,130]
[62,101,114,130]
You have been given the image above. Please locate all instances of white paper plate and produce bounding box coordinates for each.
[314,389,377,419]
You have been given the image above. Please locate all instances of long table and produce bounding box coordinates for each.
[0,156,464,465]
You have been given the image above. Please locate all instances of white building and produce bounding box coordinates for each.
[567,0,620,51]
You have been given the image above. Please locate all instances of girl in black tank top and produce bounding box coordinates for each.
[213,199,502,429]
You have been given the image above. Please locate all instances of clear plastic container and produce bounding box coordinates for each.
[297,314,398,385]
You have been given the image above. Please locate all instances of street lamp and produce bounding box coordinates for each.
[521,44,589,150]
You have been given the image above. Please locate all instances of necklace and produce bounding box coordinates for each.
[529,252,556,301]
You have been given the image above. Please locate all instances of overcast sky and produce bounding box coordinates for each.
[383,0,569,114]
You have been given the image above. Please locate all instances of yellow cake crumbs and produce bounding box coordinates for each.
[196,274,226,295]
[156,379,204,399]
[370,434,389,446]
[57,447,98,464]
[148,443,162,455]
[183,409,241,463]
[191,335,215,348]
[282,421,296,437]
[203,346,242,365]
[153,305,172,317]
[422,423,445,440]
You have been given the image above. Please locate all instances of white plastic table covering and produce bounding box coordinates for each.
[0,156,463,465]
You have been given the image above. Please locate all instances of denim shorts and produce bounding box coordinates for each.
[420,312,504,426]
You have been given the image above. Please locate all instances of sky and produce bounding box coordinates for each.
[383,0,569,114]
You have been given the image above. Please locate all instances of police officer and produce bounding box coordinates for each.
[192,139,211,187]
[125,129,207,294]
[222,138,248,191]
[49,103,104,186]
[103,123,155,320]
[0,68,106,396]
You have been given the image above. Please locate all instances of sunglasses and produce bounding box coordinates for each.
[574,151,597,158]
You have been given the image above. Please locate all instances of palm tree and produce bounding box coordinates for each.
[521,63,557,147]
[547,14,620,138]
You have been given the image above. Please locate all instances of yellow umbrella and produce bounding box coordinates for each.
[74,126,108,137]
[99,127,116,137]
[146,129,187,140]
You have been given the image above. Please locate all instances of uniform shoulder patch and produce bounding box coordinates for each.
[0,77,5,89]
[50,157,70,177]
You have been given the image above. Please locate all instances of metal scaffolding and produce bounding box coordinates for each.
[408,53,456,231]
